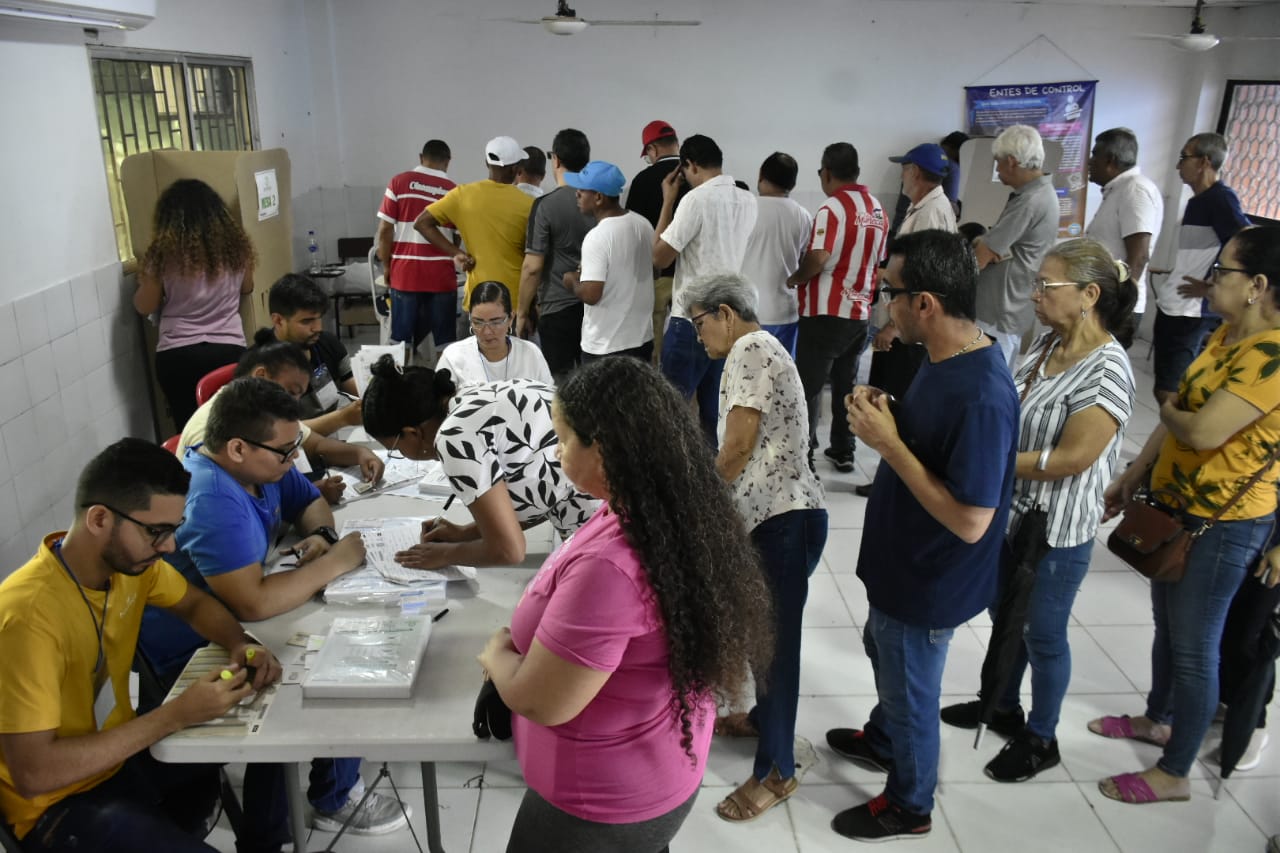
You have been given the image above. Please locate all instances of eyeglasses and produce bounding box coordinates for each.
[1210,262,1249,280]
[386,432,405,460]
[690,308,719,332]
[1032,279,1082,295]
[82,503,184,548]
[470,314,510,330]
[240,431,305,464]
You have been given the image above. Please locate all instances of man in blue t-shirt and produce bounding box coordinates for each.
[826,230,1019,843]
[139,378,410,838]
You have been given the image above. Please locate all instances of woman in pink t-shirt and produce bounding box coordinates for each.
[478,357,774,852]
[134,179,255,429]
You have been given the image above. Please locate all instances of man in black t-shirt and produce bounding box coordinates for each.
[626,120,687,364]
[267,274,360,429]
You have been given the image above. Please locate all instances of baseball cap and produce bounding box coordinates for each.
[640,120,677,155]
[484,136,525,167]
[563,161,627,197]
[888,143,951,177]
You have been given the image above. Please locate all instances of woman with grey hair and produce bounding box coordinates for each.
[681,272,828,821]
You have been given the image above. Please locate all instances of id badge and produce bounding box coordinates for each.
[93,677,117,730]
[312,364,340,410]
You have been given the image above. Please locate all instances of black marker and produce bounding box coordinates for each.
[432,608,450,623]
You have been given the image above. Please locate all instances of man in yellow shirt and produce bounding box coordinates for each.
[414,135,534,310]
[0,438,283,851]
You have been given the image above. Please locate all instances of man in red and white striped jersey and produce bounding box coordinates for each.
[787,143,889,473]
[375,139,459,356]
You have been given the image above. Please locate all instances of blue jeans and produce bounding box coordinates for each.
[996,540,1094,740]
[659,317,723,446]
[21,752,219,852]
[745,508,828,780]
[761,322,798,358]
[1145,515,1272,776]
[861,607,954,815]
[390,288,456,350]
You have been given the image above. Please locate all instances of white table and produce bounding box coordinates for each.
[151,492,545,852]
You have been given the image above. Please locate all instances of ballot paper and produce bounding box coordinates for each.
[302,615,432,698]
[339,518,477,584]
[351,344,406,396]
[162,645,274,735]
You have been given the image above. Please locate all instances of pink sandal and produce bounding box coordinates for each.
[1087,715,1169,747]
[1099,772,1190,804]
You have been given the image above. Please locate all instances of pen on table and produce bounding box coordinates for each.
[443,493,456,512]
[432,608,450,623]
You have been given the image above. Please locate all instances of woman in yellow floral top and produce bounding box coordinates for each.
[1090,226,1280,805]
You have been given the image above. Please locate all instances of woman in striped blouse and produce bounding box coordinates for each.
[941,239,1137,781]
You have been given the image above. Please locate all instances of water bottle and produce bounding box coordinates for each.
[307,230,321,274]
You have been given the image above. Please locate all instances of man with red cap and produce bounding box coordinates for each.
[626,120,684,363]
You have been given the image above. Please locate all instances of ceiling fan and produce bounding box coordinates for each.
[1133,0,1280,52]
[507,1,700,36]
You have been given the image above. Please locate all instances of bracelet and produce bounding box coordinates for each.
[1036,446,1052,471]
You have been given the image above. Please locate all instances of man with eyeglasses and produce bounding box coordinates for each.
[140,378,411,838]
[1150,131,1251,406]
[0,438,285,851]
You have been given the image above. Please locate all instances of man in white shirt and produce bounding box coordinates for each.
[1085,127,1163,341]
[653,134,758,444]
[740,152,812,356]
[562,161,656,362]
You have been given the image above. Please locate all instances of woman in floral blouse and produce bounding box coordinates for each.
[1092,226,1280,804]
[362,355,598,570]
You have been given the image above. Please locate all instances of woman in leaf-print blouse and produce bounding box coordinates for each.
[1092,226,1280,805]
[362,355,600,570]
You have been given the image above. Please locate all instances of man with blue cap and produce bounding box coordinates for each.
[562,162,657,362]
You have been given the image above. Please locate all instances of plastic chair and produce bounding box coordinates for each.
[161,434,182,455]
[194,363,237,406]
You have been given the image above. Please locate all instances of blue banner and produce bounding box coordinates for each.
[965,80,1096,238]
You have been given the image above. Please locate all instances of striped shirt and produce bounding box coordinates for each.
[376,165,457,293]
[798,184,888,320]
[1009,334,1135,548]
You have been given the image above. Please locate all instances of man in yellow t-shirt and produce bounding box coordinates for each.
[414,135,535,309]
[0,438,282,850]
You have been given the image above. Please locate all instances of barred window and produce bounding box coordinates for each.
[90,48,258,261]
[1217,80,1280,224]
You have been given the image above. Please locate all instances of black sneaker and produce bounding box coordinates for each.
[939,699,1025,738]
[824,447,855,472]
[826,728,893,773]
[984,730,1061,782]
[832,794,932,842]
[854,482,874,498]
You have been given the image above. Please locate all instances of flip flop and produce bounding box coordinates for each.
[715,773,798,823]
[1099,772,1190,804]
[1087,715,1170,747]
[714,712,760,738]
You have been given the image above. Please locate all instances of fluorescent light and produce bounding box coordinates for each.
[0,6,129,27]
[541,16,588,35]
[1172,33,1220,51]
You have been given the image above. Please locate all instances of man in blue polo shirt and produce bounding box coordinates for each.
[826,230,1018,842]
[139,378,409,839]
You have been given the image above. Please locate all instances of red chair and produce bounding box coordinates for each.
[195,363,238,406]
[161,434,182,455]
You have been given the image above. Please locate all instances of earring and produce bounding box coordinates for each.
[1249,296,1257,305]
[1081,308,1087,320]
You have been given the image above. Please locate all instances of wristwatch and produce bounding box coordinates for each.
[310,525,340,545]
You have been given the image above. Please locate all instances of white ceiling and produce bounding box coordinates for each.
[885,0,1279,5]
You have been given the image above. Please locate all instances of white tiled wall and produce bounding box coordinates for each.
[0,263,154,576]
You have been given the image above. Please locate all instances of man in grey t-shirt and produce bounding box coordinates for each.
[517,128,595,381]
[973,125,1060,367]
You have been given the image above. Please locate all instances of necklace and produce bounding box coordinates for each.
[947,327,986,360]
[480,337,512,383]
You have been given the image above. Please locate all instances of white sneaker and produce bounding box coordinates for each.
[312,790,411,835]
[1236,730,1270,771]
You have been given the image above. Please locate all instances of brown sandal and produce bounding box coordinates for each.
[714,711,760,738]
[715,771,798,823]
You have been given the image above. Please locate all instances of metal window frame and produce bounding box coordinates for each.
[1215,78,1280,226]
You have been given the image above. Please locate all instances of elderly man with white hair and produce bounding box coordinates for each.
[973,125,1060,366]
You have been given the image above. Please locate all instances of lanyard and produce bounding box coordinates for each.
[53,540,109,678]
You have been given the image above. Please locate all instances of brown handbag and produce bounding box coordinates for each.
[1108,448,1280,582]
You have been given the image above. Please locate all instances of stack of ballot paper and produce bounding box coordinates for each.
[302,615,431,699]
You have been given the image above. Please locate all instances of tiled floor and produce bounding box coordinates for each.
[206,335,1279,851]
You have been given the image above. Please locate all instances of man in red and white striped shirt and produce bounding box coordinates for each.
[375,139,459,354]
[787,143,888,472]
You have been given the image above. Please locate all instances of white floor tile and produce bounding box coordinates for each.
[942,781,1119,853]
[1084,625,1157,693]
[669,785,798,852]
[799,628,875,696]
[830,574,869,626]
[1080,776,1268,853]
[1223,776,1280,838]
[803,573,856,628]
[821,528,862,574]
[1072,570,1154,626]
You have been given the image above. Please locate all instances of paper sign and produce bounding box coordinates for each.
[255,169,280,221]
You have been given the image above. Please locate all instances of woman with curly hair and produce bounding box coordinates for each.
[477,357,774,853]
[134,179,256,428]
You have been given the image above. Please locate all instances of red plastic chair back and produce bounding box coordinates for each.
[161,434,182,455]
[195,363,238,406]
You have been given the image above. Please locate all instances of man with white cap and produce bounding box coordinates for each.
[414,135,534,310]
[563,161,657,362]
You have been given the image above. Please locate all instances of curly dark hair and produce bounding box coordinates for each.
[556,358,774,758]
[141,179,255,279]
[362,354,457,439]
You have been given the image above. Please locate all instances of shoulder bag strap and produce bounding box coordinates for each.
[1197,419,1280,534]
[1019,335,1057,405]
